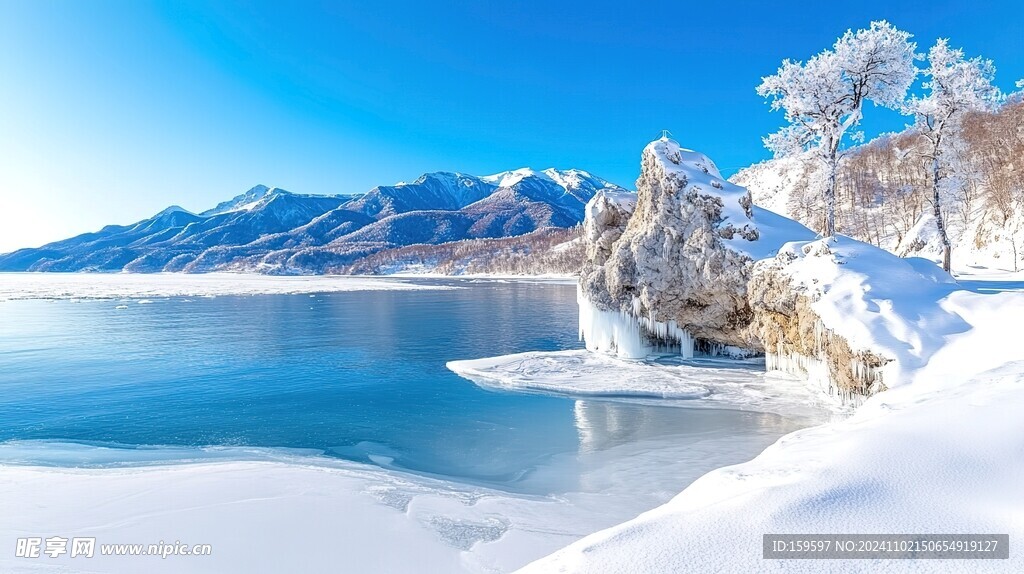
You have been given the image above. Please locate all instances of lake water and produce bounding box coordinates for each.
[0,279,806,499]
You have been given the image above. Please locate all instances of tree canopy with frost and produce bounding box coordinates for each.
[757,21,918,238]
[904,39,1002,271]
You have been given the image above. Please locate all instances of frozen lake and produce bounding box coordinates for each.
[0,277,821,571]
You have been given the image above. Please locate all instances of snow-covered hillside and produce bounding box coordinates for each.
[732,100,1024,273]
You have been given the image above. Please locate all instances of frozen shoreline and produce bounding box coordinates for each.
[519,362,1024,573]
[0,409,800,574]
[0,272,454,301]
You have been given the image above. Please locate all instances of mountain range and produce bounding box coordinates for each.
[0,169,623,274]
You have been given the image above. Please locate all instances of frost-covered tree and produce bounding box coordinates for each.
[757,21,918,238]
[905,39,1001,271]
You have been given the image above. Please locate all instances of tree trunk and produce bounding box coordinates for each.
[931,156,952,272]
[825,151,838,239]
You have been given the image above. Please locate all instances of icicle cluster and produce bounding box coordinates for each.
[765,316,886,404]
[577,287,694,359]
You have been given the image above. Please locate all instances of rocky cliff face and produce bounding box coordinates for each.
[579,137,951,400]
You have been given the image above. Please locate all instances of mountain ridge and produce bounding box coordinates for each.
[1,168,626,274]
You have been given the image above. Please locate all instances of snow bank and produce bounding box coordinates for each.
[0,272,452,301]
[519,364,1024,574]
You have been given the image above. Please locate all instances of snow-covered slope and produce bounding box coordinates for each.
[343,173,497,219]
[729,154,821,221]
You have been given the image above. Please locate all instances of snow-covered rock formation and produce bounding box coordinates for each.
[579,137,958,399]
[578,136,813,358]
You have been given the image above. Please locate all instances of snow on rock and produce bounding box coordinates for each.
[582,189,636,266]
[575,136,964,399]
[750,236,963,399]
[578,136,815,359]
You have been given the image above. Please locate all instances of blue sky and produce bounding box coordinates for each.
[1,0,1022,252]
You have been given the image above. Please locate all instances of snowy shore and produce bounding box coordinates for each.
[4,270,1022,573]
[514,273,1024,573]
[0,272,454,301]
[0,411,799,574]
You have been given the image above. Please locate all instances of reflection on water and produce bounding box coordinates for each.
[573,400,800,454]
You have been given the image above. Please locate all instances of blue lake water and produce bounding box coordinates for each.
[0,280,805,496]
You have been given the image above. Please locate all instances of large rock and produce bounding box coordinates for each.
[579,137,791,357]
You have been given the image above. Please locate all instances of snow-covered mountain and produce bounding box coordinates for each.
[0,169,624,273]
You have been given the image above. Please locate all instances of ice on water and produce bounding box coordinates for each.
[449,350,843,423]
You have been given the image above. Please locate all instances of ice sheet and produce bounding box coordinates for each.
[448,350,844,423]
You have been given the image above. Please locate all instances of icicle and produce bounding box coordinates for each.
[578,286,696,359]
[766,343,884,405]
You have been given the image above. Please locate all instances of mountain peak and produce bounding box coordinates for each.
[644,137,722,180]
[481,168,551,188]
[153,205,194,217]
[200,184,281,216]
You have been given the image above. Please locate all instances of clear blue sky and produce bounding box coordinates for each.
[1,0,1022,252]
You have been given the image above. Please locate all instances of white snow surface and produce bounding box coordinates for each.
[0,456,508,573]
[729,153,819,219]
[481,168,611,192]
[518,271,1024,573]
[0,272,451,301]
